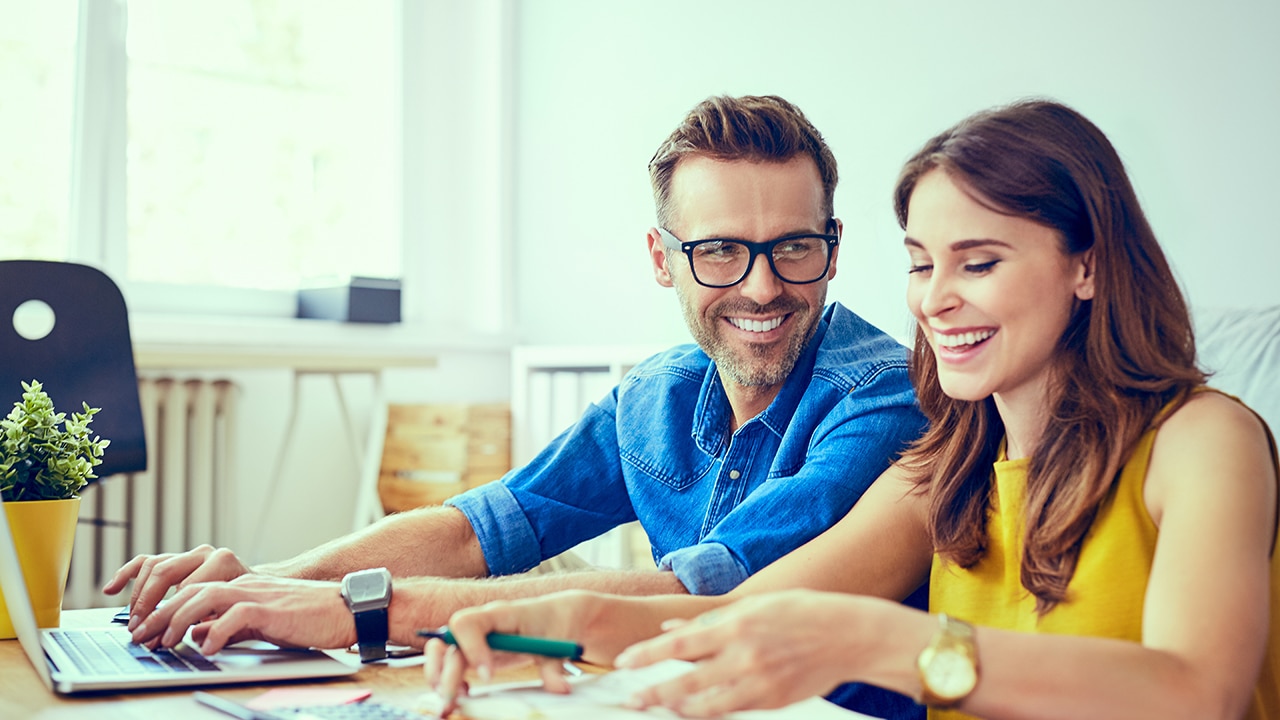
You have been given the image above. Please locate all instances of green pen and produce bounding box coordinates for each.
[417,627,583,661]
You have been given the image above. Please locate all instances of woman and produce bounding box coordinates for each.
[428,100,1280,720]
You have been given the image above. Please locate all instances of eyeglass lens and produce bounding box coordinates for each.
[690,237,830,286]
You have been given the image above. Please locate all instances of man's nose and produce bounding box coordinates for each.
[737,253,785,305]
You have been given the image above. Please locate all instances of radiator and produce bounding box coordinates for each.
[511,345,663,570]
[63,377,237,609]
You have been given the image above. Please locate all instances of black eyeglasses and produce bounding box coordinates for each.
[658,219,839,288]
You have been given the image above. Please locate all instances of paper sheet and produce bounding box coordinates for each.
[416,659,880,720]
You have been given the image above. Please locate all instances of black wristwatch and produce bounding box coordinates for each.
[341,567,392,663]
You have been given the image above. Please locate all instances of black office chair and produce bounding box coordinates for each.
[0,260,147,483]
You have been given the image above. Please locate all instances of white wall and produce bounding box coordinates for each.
[179,0,1280,560]
[508,0,1280,346]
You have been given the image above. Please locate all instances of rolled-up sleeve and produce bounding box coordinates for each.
[657,542,746,595]
[445,481,542,576]
[445,390,636,576]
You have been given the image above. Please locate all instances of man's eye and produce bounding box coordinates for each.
[695,242,742,259]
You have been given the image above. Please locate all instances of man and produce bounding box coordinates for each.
[110,95,926,718]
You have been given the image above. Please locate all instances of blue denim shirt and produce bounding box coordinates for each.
[448,302,926,594]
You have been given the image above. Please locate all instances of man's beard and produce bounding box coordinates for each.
[675,284,825,388]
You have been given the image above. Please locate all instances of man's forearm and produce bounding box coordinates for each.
[253,505,487,581]
[387,567,690,646]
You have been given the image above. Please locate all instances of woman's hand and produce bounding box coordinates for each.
[424,590,617,716]
[614,590,882,717]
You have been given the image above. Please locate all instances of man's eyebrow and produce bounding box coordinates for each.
[903,237,1014,251]
[699,226,827,243]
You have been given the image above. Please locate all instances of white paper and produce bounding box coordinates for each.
[415,659,881,720]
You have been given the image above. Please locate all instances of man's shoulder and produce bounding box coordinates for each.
[625,343,711,381]
[813,303,912,386]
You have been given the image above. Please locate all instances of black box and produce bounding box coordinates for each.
[297,276,402,323]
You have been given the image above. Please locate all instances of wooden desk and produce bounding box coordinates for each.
[0,608,523,719]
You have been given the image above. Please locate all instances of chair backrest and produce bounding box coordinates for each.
[0,260,146,481]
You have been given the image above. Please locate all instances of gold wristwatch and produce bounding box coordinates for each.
[916,613,980,708]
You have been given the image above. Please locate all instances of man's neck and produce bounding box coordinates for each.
[723,380,783,433]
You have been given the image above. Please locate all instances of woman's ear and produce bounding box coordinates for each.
[647,228,674,288]
[1074,249,1096,301]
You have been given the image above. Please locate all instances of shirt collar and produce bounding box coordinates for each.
[689,304,834,454]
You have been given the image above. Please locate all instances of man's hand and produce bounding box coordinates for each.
[128,575,356,656]
[103,545,253,630]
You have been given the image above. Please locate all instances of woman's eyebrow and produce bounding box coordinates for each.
[903,237,1014,251]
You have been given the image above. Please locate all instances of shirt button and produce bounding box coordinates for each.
[728,470,741,479]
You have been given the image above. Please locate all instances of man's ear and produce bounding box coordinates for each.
[1074,249,1096,301]
[647,228,674,288]
[827,218,843,281]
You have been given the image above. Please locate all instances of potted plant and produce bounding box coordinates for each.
[0,379,109,637]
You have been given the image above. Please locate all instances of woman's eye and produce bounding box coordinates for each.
[964,260,998,274]
[908,264,932,274]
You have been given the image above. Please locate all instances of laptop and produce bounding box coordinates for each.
[0,493,359,694]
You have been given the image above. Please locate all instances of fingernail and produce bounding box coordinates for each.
[126,615,140,631]
[478,664,492,682]
[623,693,645,709]
[615,649,635,668]
[439,689,454,705]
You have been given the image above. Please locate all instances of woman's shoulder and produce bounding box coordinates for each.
[1158,389,1270,445]
[1145,389,1277,524]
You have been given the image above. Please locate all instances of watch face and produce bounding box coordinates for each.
[924,648,978,699]
[344,568,391,611]
[347,573,385,603]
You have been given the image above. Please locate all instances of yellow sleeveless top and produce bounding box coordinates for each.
[929,396,1280,720]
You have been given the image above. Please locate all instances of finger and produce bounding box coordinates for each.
[102,554,148,595]
[615,621,724,669]
[161,585,237,648]
[634,654,744,711]
[423,638,448,687]
[130,552,207,623]
[131,582,207,646]
[675,675,759,718]
[659,617,691,632]
[197,603,259,656]
[447,608,504,681]
[127,558,161,623]
[536,657,572,695]
[436,645,469,716]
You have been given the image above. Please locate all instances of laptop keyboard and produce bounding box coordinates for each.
[49,629,221,676]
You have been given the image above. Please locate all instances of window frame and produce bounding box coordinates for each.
[68,0,515,358]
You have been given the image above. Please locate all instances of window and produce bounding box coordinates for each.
[4,0,402,315]
[0,1,78,262]
[3,1,512,338]
[124,0,400,292]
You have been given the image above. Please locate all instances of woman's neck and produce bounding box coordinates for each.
[992,386,1051,461]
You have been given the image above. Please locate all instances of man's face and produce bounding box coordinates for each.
[648,155,838,391]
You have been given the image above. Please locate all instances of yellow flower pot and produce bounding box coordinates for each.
[0,497,81,639]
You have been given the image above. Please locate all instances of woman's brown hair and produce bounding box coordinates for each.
[893,99,1205,614]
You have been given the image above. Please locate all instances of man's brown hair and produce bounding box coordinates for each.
[648,95,837,228]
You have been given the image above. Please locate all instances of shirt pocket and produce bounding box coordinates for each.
[619,446,714,492]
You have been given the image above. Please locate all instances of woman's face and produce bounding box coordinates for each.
[904,169,1094,410]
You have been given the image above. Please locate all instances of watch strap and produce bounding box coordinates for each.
[353,607,389,663]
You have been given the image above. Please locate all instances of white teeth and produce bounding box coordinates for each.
[730,316,783,333]
[935,329,995,348]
